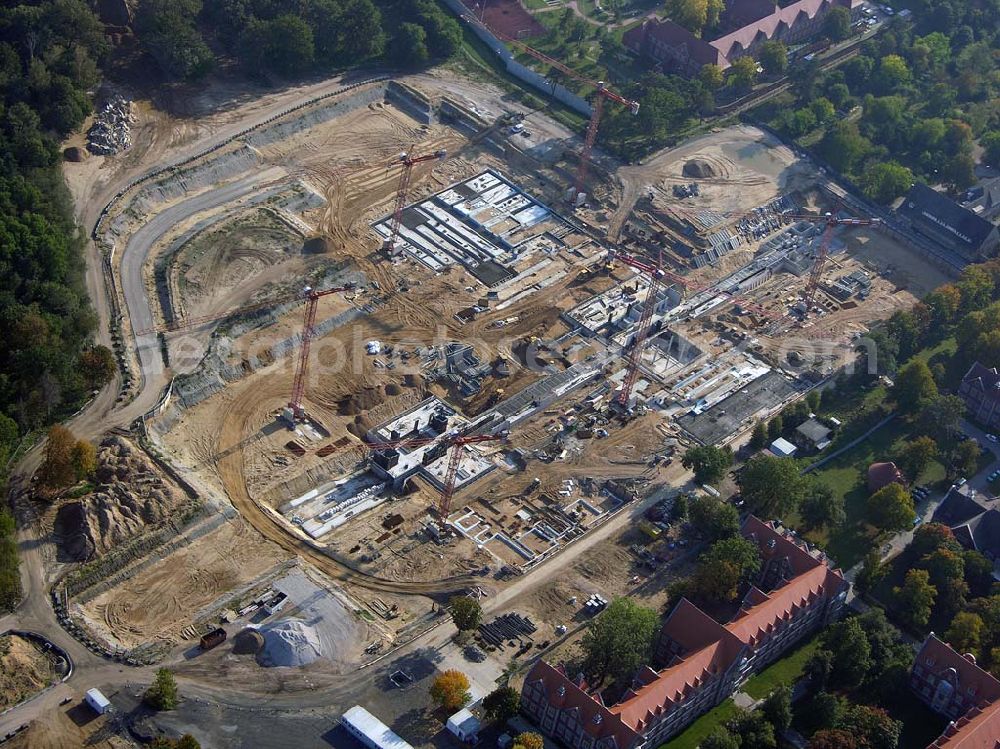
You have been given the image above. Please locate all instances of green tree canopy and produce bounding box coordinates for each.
[894,436,938,482]
[681,444,733,484]
[449,595,483,631]
[823,6,851,40]
[758,41,788,76]
[689,495,740,541]
[894,569,937,629]
[800,484,845,529]
[483,685,521,723]
[866,483,915,533]
[861,162,913,204]
[893,359,939,414]
[145,668,179,711]
[580,598,659,683]
[738,455,808,518]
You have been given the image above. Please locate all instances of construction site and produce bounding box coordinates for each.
[47,59,953,680]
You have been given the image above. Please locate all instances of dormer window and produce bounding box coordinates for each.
[926,658,936,666]
[558,686,567,697]
[593,713,603,725]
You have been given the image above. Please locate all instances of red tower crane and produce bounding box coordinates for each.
[286,283,355,423]
[800,214,880,313]
[605,248,671,409]
[468,17,639,201]
[383,146,447,252]
[364,431,509,516]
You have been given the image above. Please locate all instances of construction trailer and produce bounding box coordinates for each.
[85,688,111,715]
[341,705,414,749]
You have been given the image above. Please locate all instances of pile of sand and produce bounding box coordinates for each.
[683,158,716,178]
[63,147,87,162]
[52,436,183,560]
[0,635,55,710]
[337,385,386,415]
[258,620,324,667]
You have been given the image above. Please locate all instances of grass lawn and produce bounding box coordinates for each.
[742,636,821,700]
[660,699,740,749]
[792,416,948,570]
[522,0,557,9]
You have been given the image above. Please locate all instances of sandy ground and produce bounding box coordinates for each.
[3,705,127,749]
[79,519,289,649]
[0,634,59,710]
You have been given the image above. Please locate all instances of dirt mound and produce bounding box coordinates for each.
[232,628,265,654]
[403,373,424,389]
[0,635,56,710]
[337,385,385,415]
[302,236,330,254]
[683,159,716,178]
[63,147,87,162]
[385,383,402,397]
[52,436,184,561]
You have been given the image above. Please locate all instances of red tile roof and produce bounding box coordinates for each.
[524,517,846,743]
[710,0,861,62]
[919,635,1000,748]
[868,461,906,493]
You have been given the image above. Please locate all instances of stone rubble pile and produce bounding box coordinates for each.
[87,95,136,155]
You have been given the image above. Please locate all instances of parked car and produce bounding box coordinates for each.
[986,434,998,442]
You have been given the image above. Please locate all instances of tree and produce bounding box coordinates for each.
[695,537,761,602]
[916,396,965,447]
[952,439,980,479]
[749,421,769,450]
[921,546,968,616]
[701,729,740,749]
[514,733,543,749]
[893,360,938,414]
[729,56,758,90]
[71,440,96,480]
[841,705,902,749]
[449,596,482,631]
[894,569,937,629]
[672,493,689,522]
[79,346,116,390]
[758,41,787,76]
[962,550,994,598]
[895,436,938,482]
[241,15,315,76]
[395,23,430,68]
[823,6,851,41]
[946,612,984,657]
[818,121,870,173]
[145,668,179,710]
[800,484,845,529]
[810,730,858,749]
[135,0,214,80]
[681,445,733,484]
[877,54,911,91]
[767,415,784,441]
[176,738,201,749]
[855,550,887,595]
[861,162,913,204]
[866,483,915,533]
[911,523,959,559]
[483,685,520,723]
[983,131,1000,169]
[581,598,659,682]
[37,425,78,490]
[431,670,471,711]
[738,455,808,518]
[762,684,792,732]
[689,495,740,541]
[823,618,871,689]
[665,0,709,33]
[810,97,836,125]
[699,64,724,90]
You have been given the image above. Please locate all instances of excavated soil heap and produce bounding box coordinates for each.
[232,628,265,655]
[63,147,87,162]
[52,436,183,561]
[337,386,385,416]
[682,159,717,178]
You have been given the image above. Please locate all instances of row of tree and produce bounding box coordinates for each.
[135,0,462,81]
[759,3,999,202]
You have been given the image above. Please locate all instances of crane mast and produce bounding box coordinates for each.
[383,147,447,252]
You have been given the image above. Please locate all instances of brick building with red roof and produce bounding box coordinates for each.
[520,517,848,748]
[622,0,864,76]
[912,634,1000,749]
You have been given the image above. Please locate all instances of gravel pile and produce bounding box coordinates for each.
[258,620,324,667]
[88,95,136,155]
